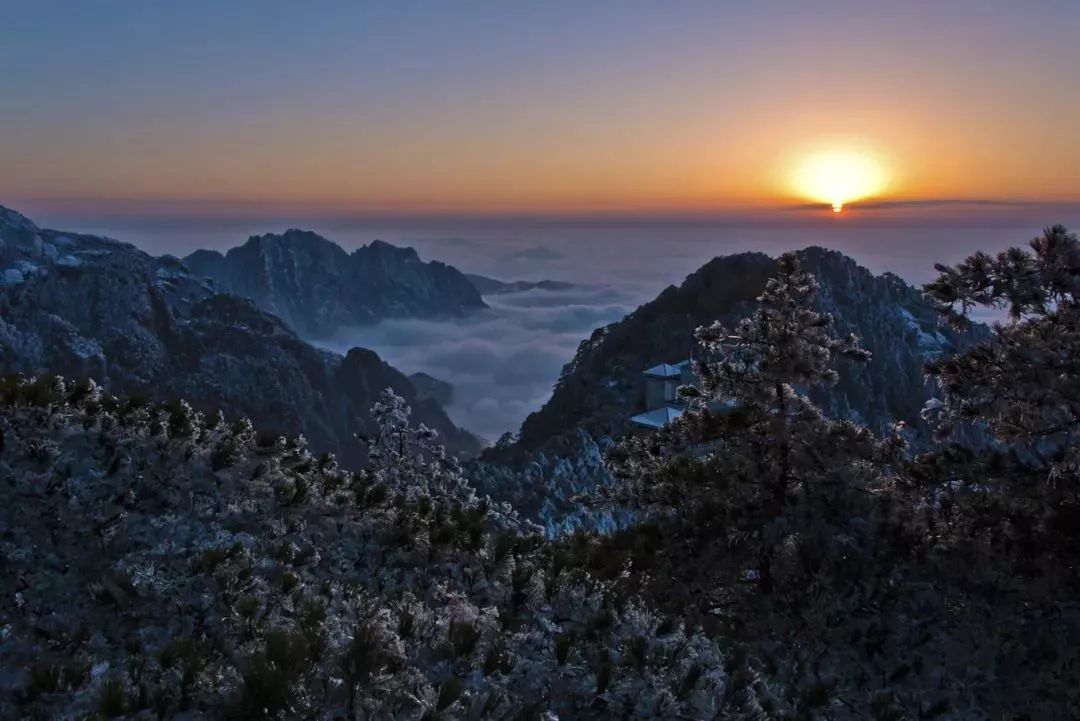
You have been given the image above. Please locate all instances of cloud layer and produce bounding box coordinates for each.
[52,212,1077,442]
[317,286,634,442]
[311,219,1080,442]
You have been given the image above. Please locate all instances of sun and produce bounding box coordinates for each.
[790,148,888,213]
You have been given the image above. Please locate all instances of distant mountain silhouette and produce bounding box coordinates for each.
[185,231,485,338]
[465,273,576,295]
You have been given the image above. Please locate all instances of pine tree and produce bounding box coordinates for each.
[601,254,915,717]
[908,226,1080,719]
[606,253,896,595]
[923,224,1080,485]
[363,387,476,505]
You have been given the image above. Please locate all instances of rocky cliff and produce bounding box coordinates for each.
[185,231,486,338]
[0,206,479,466]
[475,247,987,532]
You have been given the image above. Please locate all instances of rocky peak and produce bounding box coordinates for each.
[0,205,45,263]
[498,246,986,463]
[0,205,38,233]
[185,232,485,338]
[253,229,350,262]
[0,206,480,466]
[361,238,421,262]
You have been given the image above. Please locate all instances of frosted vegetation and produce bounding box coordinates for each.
[2,227,1080,718]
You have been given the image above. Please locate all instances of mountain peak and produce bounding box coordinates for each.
[184,231,484,337]
[0,205,39,233]
[0,207,479,469]
[509,247,987,461]
[361,238,421,262]
[239,229,349,259]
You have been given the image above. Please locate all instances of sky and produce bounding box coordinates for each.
[5,1,1080,440]
[4,0,1080,217]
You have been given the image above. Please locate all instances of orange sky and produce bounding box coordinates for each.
[3,2,1080,215]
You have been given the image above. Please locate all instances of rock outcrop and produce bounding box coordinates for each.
[0,206,479,466]
[476,247,987,530]
[185,231,486,338]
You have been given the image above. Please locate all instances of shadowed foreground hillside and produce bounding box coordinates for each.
[0,375,748,720]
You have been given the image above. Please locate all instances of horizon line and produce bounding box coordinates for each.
[7,196,1080,231]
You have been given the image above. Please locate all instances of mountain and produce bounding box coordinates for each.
[0,206,479,466]
[475,247,987,531]
[184,231,485,338]
[409,371,454,406]
[465,273,576,295]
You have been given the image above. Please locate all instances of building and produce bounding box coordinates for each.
[631,359,697,430]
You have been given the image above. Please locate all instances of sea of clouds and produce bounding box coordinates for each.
[312,221,1055,442]
[38,209,1080,442]
[318,284,634,440]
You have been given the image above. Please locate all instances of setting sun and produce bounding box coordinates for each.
[791,148,889,212]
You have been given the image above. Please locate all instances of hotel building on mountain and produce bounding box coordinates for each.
[630,360,697,430]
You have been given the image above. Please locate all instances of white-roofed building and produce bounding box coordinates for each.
[642,359,696,410]
[631,359,698,430]
[629,405,686,430]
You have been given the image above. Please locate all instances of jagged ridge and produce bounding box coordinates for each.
[0,206,479,466]
[465,273,575,296]
[474,247,987,532]
[185,231,486,338]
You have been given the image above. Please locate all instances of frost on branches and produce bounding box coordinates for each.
[0,376,736,720]
[923,224,1080,485]
[600,254,922,717]
[690,251,871,407]
[364,387,476,504]
[593,243,1080,718]
[605,252,901,593]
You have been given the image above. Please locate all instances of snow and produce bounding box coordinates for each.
[898,307,948,355]
[631,406,684,429]
[155,266,185,280]
[65,335,104,360]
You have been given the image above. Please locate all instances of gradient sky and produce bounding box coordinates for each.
[4,0,1080,215]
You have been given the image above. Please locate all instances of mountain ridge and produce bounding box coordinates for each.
[473,246,988,531]
[185,230,486,338]
[465,273,576,295]
[0,205,480,466]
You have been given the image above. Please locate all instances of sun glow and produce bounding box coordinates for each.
[790,148,889,213]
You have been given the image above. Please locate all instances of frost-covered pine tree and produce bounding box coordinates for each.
[0,374,738,720]
[607,253,897,594]
[923,224,1080,485]
[363,387,476,505]
[601,254,917,717]
[904,225,1080,719]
